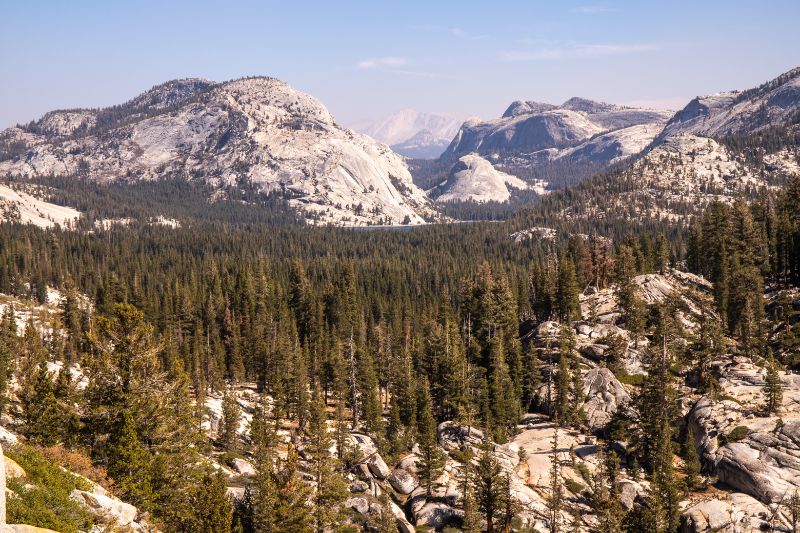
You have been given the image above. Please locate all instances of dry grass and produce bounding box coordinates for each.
[39,445,116,495]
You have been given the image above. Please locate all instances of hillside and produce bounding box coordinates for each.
[658,67,800,140]
[440,98,671,178]
[0,77,435,227]
[429,153,546,203]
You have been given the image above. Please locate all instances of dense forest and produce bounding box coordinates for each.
[0,154,798,531]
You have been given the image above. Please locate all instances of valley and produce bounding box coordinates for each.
[0,19,798,533]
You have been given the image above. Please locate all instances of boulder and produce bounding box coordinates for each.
[349,480,369,493]
[226,486,246,501]
[411,499,462,529]
[536,321,560,339]
[0,427,17,446]
[578,343,607,360]
[345,496,370,515]
[4,456,25,479]
[229,457,256,476]
[388,468,418,495]
[398,454,420,475]
[688,372,800,504]
[388,499,416,533]
[589,323,629,340]
[582,368,630,430]
[367,454,391,480]
[437,421,484,451]
[680,492,770,532]
[347,433,391,480]
[618,479,646,510]
[71,489,139,526]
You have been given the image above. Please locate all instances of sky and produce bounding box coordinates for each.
[1,0,799,129]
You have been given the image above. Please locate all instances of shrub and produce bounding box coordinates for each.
[720,425,750,444]
[616,372,646,386]
[575,461,591,483]
[6,444,94,533]
[564,478,585,495]
[39,445,114,493]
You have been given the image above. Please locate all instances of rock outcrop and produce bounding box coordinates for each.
[0,77,434,227]
[688,356,800,504]
[582,367,631,430]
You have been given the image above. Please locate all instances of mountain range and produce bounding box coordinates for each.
[0,77,434,226]
[0,67,798,226]
[353,109,471,159]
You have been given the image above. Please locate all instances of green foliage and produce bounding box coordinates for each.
[6,444,94,533]
[720,425,750,444]
[564,478,585,495]
[764,353,784,414]
[107,410,154,509]
[416,380,445,495]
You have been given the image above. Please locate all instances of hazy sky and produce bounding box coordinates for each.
[2,0,799,129]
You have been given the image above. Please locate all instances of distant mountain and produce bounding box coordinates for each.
[355,109,471,159]
[0,77,435,226]
[657,67,800,140]
[443,98,672,161]
[429,153,547,203]
[516,68,800,230]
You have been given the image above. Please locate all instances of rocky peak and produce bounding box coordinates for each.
[127,77,215,111]
[216,76,336,126]
[560,97,619,114]
[501,100,557,118]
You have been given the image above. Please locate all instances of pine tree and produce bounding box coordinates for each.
[416,379,445,495]
[786,490,800,533]
[305,385,348,533]
[554,326,575,426]
[251,447,278,532]
[684,429,702,492]
[593,449,624,533]
[21,362,63,446]
[488,334,520,441]
[221,387,242,451]
[107,410,154,509]
[475,434,504,533]
[763,352,783,414]
[271,445,314,533]
[194,472,234,533]
[459,448,482,533]
[556,255,581,322]
[521,342,542,412]
[655,234,670,274]
[497,471,520,533]
[356,347,383,436]
[547,428,563,533]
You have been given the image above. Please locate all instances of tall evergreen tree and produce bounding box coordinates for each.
[107,410,154,509]
[764,352,783,414]
[416,379,445,495]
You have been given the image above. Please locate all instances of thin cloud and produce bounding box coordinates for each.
[499,42,661,62]
[356,57,408,70]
